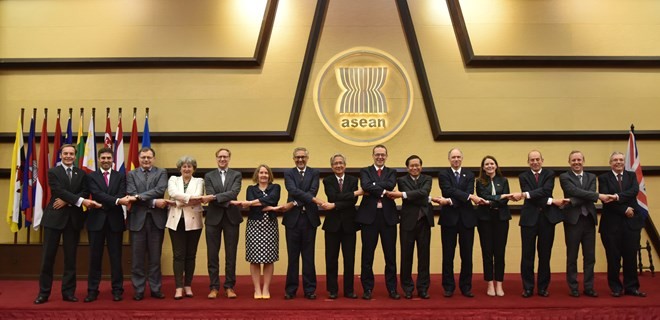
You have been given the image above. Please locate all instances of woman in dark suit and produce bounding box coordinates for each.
[475,155,512,297]
[232,164,280,300]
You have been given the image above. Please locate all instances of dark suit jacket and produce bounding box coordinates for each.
[398,174,434,231]
[41,165,89,231]
[475,176,512,221]
[356,165,398,226]
[438,168,477,228]
[519,169,563,226]
[559,171,598,225]
[246,183,281,220]
[87,169,127,232]
[598,170,644,232]
[322,174,359,233]
[126,166,168,231]
[283,167,321,228]
[204,168,243,226]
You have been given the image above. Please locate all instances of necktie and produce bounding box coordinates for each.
[377,168,382,177]
[221,170,226,186]
[577,174,583,186]
[103,171,109,187]
[454,171,460,184]
[413,177,418,186]
[144,169,150,186]
[338,178,343,192]
[617,174,623,191]
[299,170,305,182]
[66,167,72,181]
[534,172,539,183]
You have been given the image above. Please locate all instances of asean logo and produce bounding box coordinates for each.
[314,47,413,146]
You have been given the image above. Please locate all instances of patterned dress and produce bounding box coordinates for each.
[245,183,281,264]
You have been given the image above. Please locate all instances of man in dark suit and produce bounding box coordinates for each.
[598,151,646,297]
[321,153,362,299]
[514,150,566,298]
[436,148,483,298]
[280,147,323,299]
[559,151,610,298]
[387,155,434,299]
[34,144,101,305]
[204,148,243,299]
[355,144,400,300]
[126,147,169,301]
[85,147,131,302]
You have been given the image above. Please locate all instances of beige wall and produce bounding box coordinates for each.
[1,0,659,277]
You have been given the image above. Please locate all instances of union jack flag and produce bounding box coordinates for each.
[625,129,648,218]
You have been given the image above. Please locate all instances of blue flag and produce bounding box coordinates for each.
[142,114,151,148]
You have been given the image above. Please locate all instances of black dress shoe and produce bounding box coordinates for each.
[84,294,97,303]
[625,290,647,297]
[151,291,165,299]
[404,292,413,299]
[113,294,123,302]
[33,296,48,305]
[133,293,144,301]
[569,290,580,297]
[362,290,372,300]
[418,291,430,299]
[461,291,474,298]
[610,291,621,298]
[344,292,358,299]
[63,295,78,302]
[538,290,549,297]
[583,290,598,297]
[521,290,533,298]
[389,291,401,300]
[443,291,454,297]
[304,292,317,300]
[328,292,338,299]
[284,293,295,300]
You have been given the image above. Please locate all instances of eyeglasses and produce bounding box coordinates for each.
[294,156,308,160]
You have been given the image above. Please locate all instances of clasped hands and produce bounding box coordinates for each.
[52,198,102,209]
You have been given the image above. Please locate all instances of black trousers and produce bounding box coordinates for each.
[360,209,397,293]
[440,222,474,294]
[38,221,80,298]
[87,223,124,295]
[169,216,202,288]
[400,218,431,294]
[285,214,317,295]
[205,213,239,290]
[324,229,356,295]
[601,226,641,293]
[477,218,509,282]
[520,216,556,292]
[564,214,596,291]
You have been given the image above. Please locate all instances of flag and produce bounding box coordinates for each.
[64,113,73,144]
[625,130,649,218]
[21,115,36,227]
[81,114,97,173]
[33,116,49,229]
[127,114,139,171]
[75,113,85,167]
[114,117,125,175]
[52,113,62,167]
[104,113,113,149]
[142,113,151,148]
[6,115,24,232]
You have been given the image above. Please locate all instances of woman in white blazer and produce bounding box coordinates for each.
[166,156,207,300]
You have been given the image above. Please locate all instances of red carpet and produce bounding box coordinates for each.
[1,273,658,319]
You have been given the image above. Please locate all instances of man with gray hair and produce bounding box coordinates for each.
[280,147,324,299]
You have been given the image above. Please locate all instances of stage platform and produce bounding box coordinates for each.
[2,273,658,319]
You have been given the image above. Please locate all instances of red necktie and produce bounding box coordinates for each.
[534,172,539,183]
[338,178,343,192]
[377,168,382,177]
[103,171,109,187]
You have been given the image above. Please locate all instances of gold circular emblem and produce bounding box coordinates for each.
[314,47,413,146]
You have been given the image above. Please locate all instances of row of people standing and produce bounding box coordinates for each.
[34,144,647,305]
